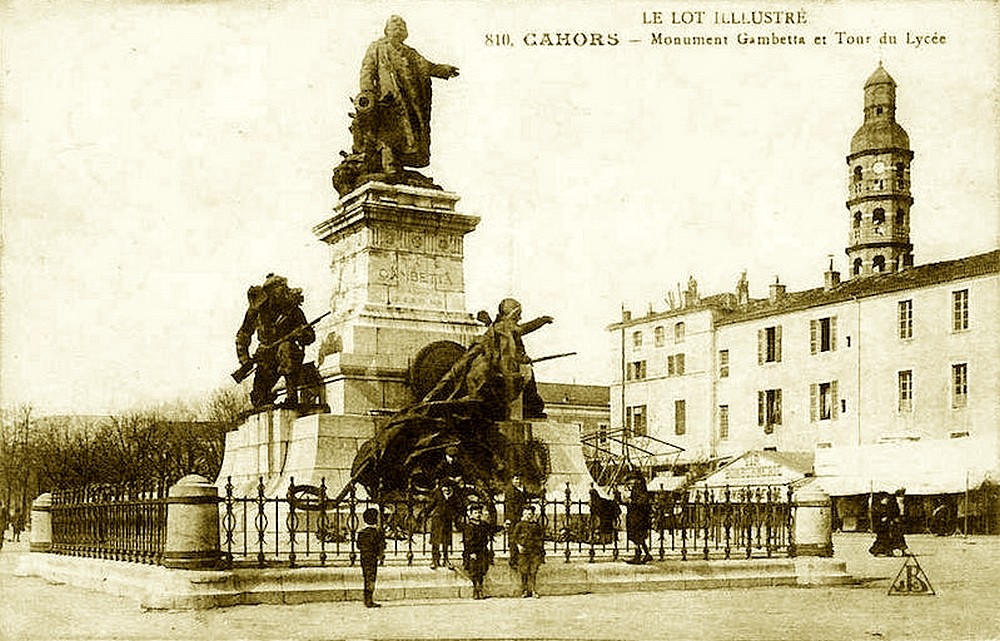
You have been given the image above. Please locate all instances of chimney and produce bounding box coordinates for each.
[768,276,786,303]
[824,256,841,291]
[622,309,632,321]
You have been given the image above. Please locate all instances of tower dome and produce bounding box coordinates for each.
[850,64,910,154]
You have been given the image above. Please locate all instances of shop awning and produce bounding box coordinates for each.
[815,435,997,496]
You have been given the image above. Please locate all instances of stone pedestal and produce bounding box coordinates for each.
[312,181,483,415]
[29,493,52,553]
[790,478,834,557]
[163,475,221,570]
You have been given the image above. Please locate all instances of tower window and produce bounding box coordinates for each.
[853,258,863,276]
[876,106,884,115]
[873,255,886,273]
[853,166,863,187]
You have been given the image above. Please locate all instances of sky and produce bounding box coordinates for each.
[1,0,998,415]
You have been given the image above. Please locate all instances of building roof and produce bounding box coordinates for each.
[864,64,895,88]
[608,249,997,330]
[536,382,610,407]
[716,249,998,325]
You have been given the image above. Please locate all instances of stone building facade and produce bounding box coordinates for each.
[607,66,999,527]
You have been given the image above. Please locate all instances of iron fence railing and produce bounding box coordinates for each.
[50,482,168,564]
[220,477,794,569]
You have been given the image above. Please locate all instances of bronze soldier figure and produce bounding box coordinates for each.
[235,274,317,409]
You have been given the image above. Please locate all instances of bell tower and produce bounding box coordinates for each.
[845,64,914,278]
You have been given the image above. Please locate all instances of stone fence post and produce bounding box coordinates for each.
[790,478,833,557]
[29,493,52,553]
[162,474,221,570]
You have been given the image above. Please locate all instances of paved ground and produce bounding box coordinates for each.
[2,533,998,641]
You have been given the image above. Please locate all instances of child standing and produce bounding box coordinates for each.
[462,502,499,599]
[357,507,385,608]
[511,504,545,598]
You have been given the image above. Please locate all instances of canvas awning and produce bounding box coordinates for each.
[815,435,997,496]
[691,450,814,489]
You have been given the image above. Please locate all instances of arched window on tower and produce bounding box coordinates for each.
[873,255,886,273]
[853,166,863,193]
[853,211,862,239]
[853,258,863,276]
[896,209,906,229]
[873,208,886,236]
[895,162,907,189]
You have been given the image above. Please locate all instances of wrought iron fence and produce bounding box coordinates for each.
[220,477,794,569]
[50,482,168,564]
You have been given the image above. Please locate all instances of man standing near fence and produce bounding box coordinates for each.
[357,507,386,608]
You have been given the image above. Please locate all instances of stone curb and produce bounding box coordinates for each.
[16,554,854,610]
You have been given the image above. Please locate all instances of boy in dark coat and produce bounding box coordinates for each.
[462,502,500,599]
[357,507,386,608]
[428,483,459,569]
[625,476,653,564]
[511,504,546,598]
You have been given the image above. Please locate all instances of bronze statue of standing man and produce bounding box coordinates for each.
[335,16,459,195]
[361,15,459,173]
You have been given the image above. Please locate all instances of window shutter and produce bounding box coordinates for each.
[758,329,765,365]
[775,389,782,424]
[810,320,818,355]
[775,326,783,362]
[809,383,818,422]
[831,317,838,351]
[831,380,839,419]
[678,353,685,375]
[758,391,765,426]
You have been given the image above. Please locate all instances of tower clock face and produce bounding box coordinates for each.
[872,161,886,174]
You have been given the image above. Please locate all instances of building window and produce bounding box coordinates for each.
[952,364,968,408]
[898,300,913,340]
[667,353,685,377]
[632,330,643,348]
[626,405,647,437]
[674,400,686,436]
[654,326,665,347]
[952,289,969,331]
[898,370,913,412]
[810,381,839,421]
[757,389,782,433]
[810,317,837,354]
[626,360,647,381]
[758,325,782,364]
[719,405,729,440]
[597,423,609,446]
[718,349,729,378]
[674,322,685,343]
[873,255,886,273]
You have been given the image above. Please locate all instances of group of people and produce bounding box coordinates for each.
[357,474,548,607]
[869,489,909,557]
[0,502,27,549]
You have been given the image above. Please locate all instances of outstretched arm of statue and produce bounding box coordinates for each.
[235,310,256,364]
[429,63,459,79]
[517,316,554,336]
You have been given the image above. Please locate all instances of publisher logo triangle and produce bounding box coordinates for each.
[888,554,935,596]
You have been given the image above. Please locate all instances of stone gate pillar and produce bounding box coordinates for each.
[163,474,221,570]
[790,478,833,557]
[29,493,52,553]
